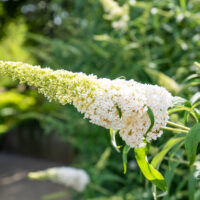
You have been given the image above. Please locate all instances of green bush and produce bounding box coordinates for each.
[0,0,200,199]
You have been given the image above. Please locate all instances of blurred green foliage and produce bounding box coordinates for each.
[0,90,35,134]
[0,0,200,199]
[24,0,200,90]
[0,90,35,110]
[0,21,34,62]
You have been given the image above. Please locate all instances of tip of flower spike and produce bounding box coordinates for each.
[28,172,43,180]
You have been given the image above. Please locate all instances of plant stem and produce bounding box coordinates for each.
[167,121,190,131]
[152,185,157,200]
[160,126,188,133]
[89,184,111,195]
[163,157,189,165]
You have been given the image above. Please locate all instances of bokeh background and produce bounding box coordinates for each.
[0,0,200,199]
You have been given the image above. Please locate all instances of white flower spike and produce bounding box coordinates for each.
[0,61,173,148]
[28,167,90,192]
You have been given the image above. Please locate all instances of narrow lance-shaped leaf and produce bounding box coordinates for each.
[172,96,187,106]
[135,106,167,191]
[188,170,196,200]
[145,106,155,136]
[180,0,186,10]
[184,74,200,83]
[151,135,185,169]
[185,123,200,165]
[144,68,180,95]
[164,161,179,195]
[116,105,122,118]
[110,128,120,152]
[190,92,200,104]
[122,145,131,174]
[134,146,167,191]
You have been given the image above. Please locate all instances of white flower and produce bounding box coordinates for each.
[0,61,173,148]
[151,8,158,15]
[28,167,90,192]
[79,78,173,148]
[176,13,184,22]
[129,0,136,6]
[100,0,130,31]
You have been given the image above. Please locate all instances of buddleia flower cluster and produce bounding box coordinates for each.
[0,61,173,148]
[28,167,90,192]
[100,0,130,31]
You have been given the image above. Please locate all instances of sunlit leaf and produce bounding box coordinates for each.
[168,107,190,114]
[190,92,200,104]
[172,96,187,106]
[194,62,200,70]
[180,0,186,10]
[110,128,120,152]
[134,146,167,191]
[184,74,200,83]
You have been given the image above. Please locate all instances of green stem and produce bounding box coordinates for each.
[160,126,188,133]
[89,184,111,195]
[152,184,157,200]
[163,157,189,165]
[167,121,190,131]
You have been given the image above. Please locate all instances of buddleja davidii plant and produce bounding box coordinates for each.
[0,60,197,199]
[134,62,200,199]
[111,66,200,199]
[172,62,200,166]
[111,108,190,198]
[174,62,200,199]
[118,113,197,200]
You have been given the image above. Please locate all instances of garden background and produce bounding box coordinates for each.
[0,0,200,199]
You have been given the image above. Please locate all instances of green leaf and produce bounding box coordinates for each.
[145,106,155,135]
[164,160,179,196]
[122,145,131,174]
[168,106,191,114]
[116,105,122,118]
[188,170,196,200]
[194,62,200,70]
[184,74,200,83]
[151,135,185,168]
[182,82,200,91]
[96,147,111,170]
[144,68,180,95]
[179,0,186,10]
[134,146,167,191]
[190,92,200,104]
[172,96,187,106]
[185,123,200,165]
[109,128,120,152]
